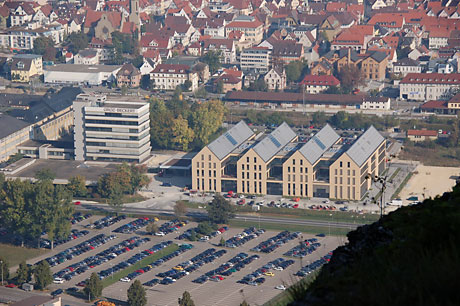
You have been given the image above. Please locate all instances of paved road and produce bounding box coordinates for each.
[77,203,365,229]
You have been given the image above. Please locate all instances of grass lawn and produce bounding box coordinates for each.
[0,243,49,268]
[399,146,460,167]
[101,244,179,288]
[228,220,350,236]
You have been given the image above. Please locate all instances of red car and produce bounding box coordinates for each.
[5,283,17,288]
[74,201,81,205]
[293,204,299,208]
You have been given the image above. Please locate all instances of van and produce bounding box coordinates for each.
[22,283,33,291]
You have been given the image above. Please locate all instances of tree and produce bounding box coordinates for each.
[220,237,226,246]
[127,280,147,306]
[67,175,88,197]
[43,47,56,61]
[311,111,327,126]
[240,301,250,306]
[132,55,144,68]
[196,221,217,235]
[121,85,128,95]
[248,78,268,91]
[190,99,226,147]
[146,222,158,234]
[285,60,309,83]
[324,85,342,94]
[182,80,193,91]
[33,37,54,55]
[150,99,175,149]
[216,80,224,94]
[34,168,55,181]
[201,50,222,74]
[178,291,195,306]
[337,65,364,92]
[0,257,10,283]
[66,32,89,54]
[206,194,235,224]
[34,261,52,290]
[140,75,152,90]
[174,201,188,219]
[16,261,31,285]
[172,115,195,151]
[84,272,103,301]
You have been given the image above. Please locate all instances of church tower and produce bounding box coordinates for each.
[129,0,140,28]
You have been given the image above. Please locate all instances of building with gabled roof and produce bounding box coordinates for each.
[300,75,341,94]
[191,122,386,200]
[399,73,460,101]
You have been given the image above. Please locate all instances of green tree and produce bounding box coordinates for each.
[140,75,152,90]
[132,55,144,68]
[189,230,197,241]
[201,50,222,74]
[240,301,250,306]
[34,168,55,181]
[84,272,103,301]
[190,99,226,147]
[66,32,89,54]
[182,80,193,91]
[172,115,195,151]
[33,37,54,55]
[34,261,52,290]
[16,261,31,285]
[146,222,158,234]
[67,175,88,197]
[0,257,10,283]
[285,60,308,83]
[127,279,147,306]
[174,200,188,219]
[178,291,195,306]
[150,99,175,149]
[311,111,327,126]
[206,194,235,224]
[220,237,226,246]
[196,221,217,235]
[248,78,268,91]
[216,80,224,94]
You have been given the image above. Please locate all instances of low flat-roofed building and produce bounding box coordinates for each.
[0,113,31,162]
[17,139,74,160]
[44,64,121,85]
[192,121,386,200]
[407,129,438,142]
[11,295,61,306]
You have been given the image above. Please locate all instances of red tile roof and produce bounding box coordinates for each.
[300,75,340,86]
[153,64,190,74]
[420,100,448,110]
[226,20,263,29]
[407,129,438,137]
[401,73,460,84]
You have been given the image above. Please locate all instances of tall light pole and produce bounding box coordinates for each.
[366,174,387,219]
[0,260,3,286]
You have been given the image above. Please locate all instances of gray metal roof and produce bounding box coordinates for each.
[253,122,297,162]
[208,121,254,160]
[299,124,340,165]
[346,126,385,167]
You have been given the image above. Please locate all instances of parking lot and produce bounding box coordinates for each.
[33,214,342,306]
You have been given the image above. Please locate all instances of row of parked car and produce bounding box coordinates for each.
[40,229,89,249]
[225,227,265,248]
[193,252,259,284]
[53,236,149,282]
[250,231,301,253]
[176,225,227,241]
[140,243,195,287]
[284,238,321,258]
[113,217,154,234]
[87,215,126,230]
[238,257,295,286]
[70,212,92,225]
[44,234,115,267]
[155,248,227,285]
[295,252,333,277]
[154,219,189,236]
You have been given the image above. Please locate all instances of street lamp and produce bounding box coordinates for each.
[366,174,387,219]
[0,260,3,286]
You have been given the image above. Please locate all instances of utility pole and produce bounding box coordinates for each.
[0,260,3,286]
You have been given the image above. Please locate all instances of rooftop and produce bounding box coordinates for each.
[208,121,254,160]
[253,122,297,162]
[45,64,121,73]
[0,113,29,139]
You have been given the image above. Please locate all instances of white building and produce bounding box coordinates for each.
[392,58,422,76]
[151,64,198,91]
[399,73,460,101]
[44,64,121,85]
[361,97,391,110]
[240,47,271,73]
[73,49,99,65]
[264,66,286,91]
[73,94,151,163]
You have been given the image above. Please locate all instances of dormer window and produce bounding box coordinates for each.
[17,61,24,69]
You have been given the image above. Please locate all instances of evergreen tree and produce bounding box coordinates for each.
[84,272,103,301]
[127,280,147,306]
[0,257,10,283]
[178,291,195,306]
[206,194,235,224]
[34,261,52,289]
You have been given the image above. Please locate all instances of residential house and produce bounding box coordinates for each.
[310,60,333,75]
[407,129,438,142]
[300,74,340,94]
[359,51,388,81]
[10,54,43,83]
[264,66,286,91]
[214,73,242,92]
[151,64,198,91]
[367,13,405,32]
[117,63,141,88]
[331,25,374,51]
[319,15,342,40]
[271,41,304,64]
[392,58,422,76]
[399,73,460,101]
[428,26,450,49]
[203,38,236,63]
[73,49,99,65]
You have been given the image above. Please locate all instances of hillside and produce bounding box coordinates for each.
[291,185,460,306]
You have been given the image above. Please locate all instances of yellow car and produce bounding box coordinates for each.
[153,217,159,222]
[173,266,184,271]
[265,272,275,277]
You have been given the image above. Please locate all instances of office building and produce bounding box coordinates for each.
[192,121,386,200]
[73,94,150,163]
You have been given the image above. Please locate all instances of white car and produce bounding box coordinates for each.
[154,232,165,236]
[275,285,286,290]
[274,267,284,271]
[53,278,64,284]
[120,277,131,282]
